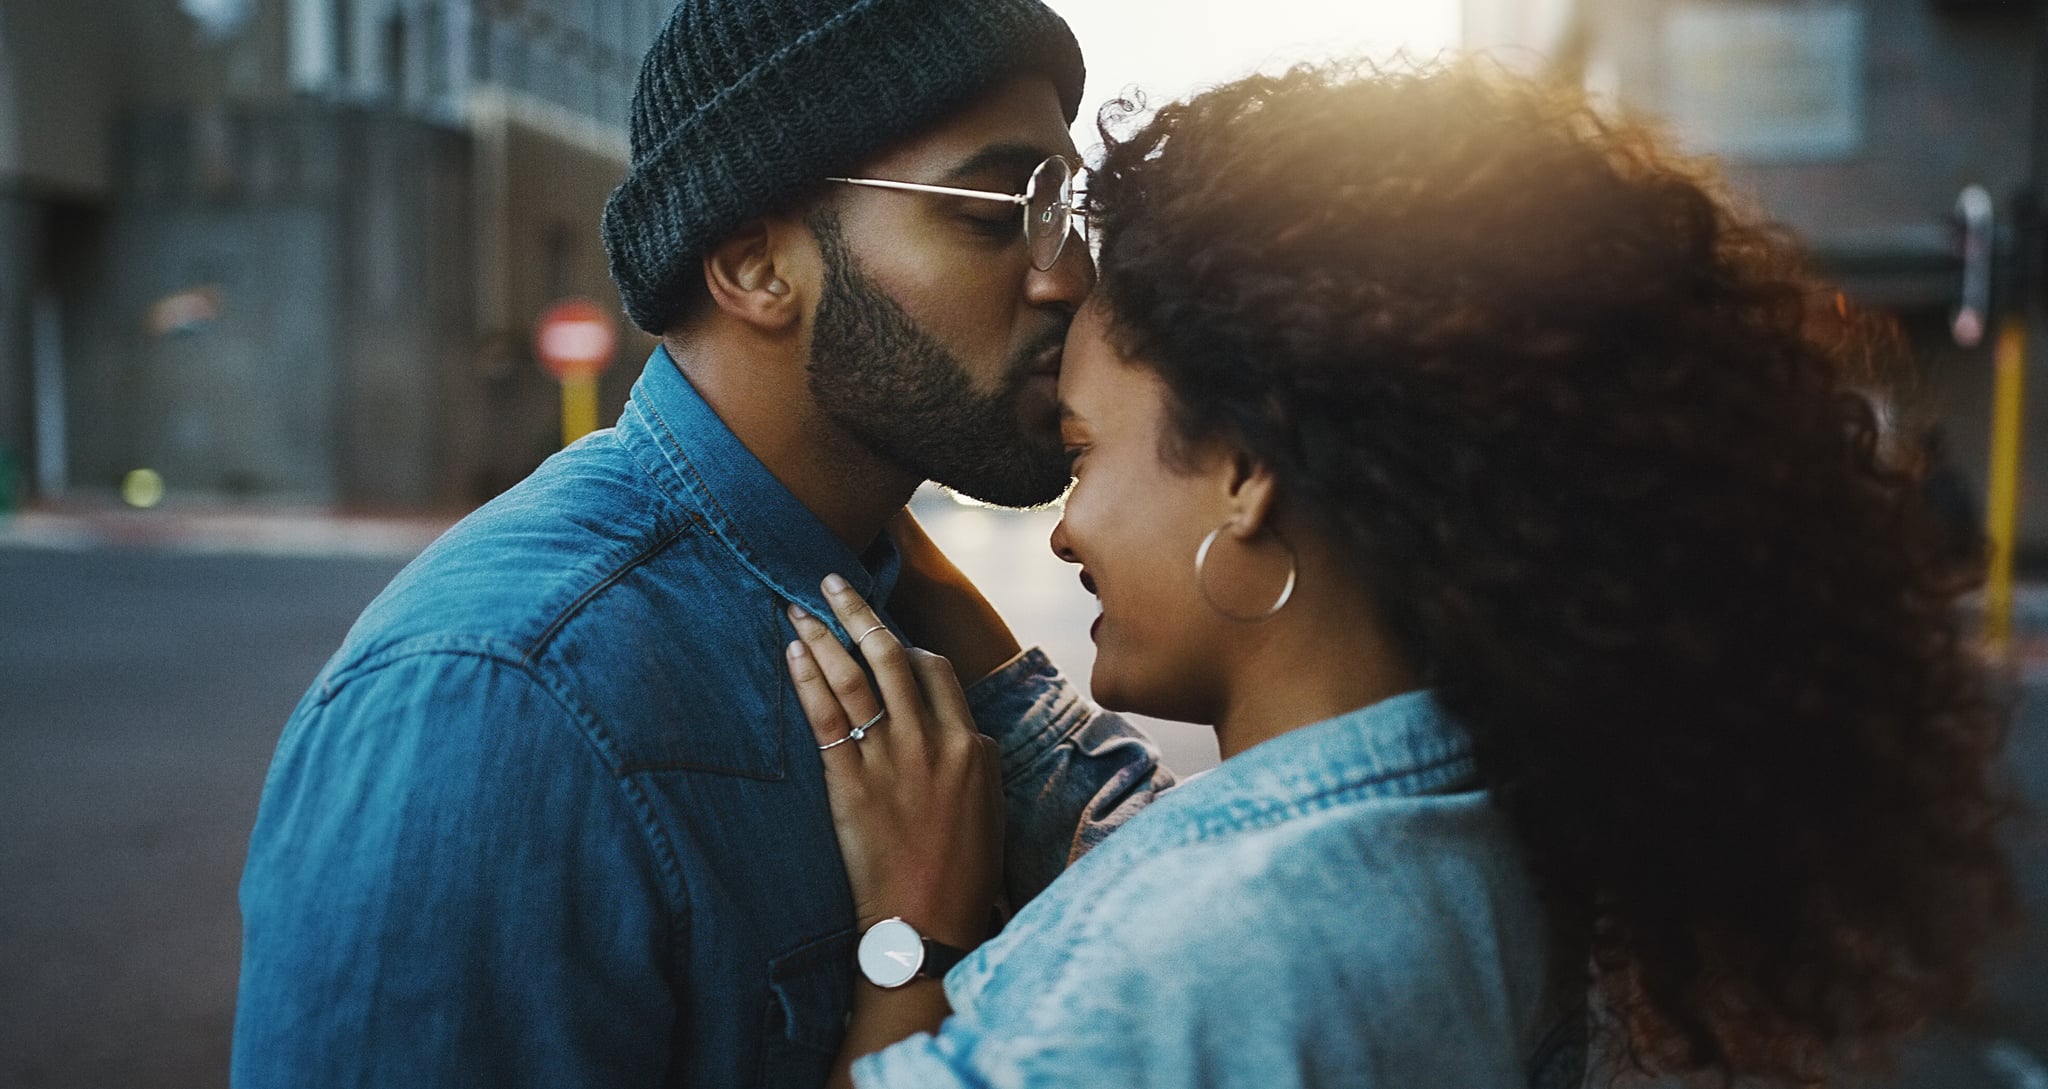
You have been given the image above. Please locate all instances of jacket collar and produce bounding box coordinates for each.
[617,346,901,627]
[1180,690,1480,826]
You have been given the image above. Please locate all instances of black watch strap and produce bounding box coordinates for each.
[918,935,969,979]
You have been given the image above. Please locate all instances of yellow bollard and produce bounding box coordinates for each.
[1984,320,2028,653]
[561,374,600,448]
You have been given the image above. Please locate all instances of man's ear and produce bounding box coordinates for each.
[702,219,800,332]
[1221,450,1279,541]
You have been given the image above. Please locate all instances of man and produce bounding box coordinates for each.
[231,2,1168,1086]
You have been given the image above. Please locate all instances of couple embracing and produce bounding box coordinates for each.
[233,2,2013,1087]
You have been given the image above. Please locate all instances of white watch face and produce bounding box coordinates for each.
[857,917,925,989]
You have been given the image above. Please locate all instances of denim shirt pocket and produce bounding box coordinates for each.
[758,928,856,1087]
[605,600,798,782]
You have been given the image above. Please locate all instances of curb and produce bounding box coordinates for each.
[0,504,459,561]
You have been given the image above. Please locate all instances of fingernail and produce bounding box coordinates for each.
[822,573,850,595]
[786,640,807,660]
[786,603,809,623]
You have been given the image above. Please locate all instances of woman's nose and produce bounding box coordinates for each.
[1049,518,1078,564]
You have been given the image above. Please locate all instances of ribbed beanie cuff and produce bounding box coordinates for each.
[602,0,1085,334]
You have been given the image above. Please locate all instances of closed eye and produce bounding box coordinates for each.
[962,212,1015,238]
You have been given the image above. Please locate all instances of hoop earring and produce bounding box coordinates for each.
[1194,522,1297,622]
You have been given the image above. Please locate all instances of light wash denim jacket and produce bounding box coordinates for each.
[857,690,1586,1089]
[232,349,1171,1089]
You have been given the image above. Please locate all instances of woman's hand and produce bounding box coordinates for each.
[884,509,1024,685]
[785,574,1005,952]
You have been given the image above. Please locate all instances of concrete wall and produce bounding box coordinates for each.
[0,0,649,508]
[460,90,646,501]
[0,195,36,497]
[61,102,480,505]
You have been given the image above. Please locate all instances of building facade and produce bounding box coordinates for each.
[0,0,661,508]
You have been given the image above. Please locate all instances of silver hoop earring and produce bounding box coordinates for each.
[1194,522,1297,622]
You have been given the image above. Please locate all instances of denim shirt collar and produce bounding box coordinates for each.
[1174,690,1480,833]
[617,346,901,624]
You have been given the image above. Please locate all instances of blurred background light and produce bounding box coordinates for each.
[145,286,223,340]
[179,0,252,41]
[121,469,166,509]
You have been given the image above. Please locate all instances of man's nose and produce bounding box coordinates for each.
[1025,228,1094,312]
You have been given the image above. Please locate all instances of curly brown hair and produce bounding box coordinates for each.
[1083,61,2016,1084]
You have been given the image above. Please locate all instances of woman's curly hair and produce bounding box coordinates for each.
[1083,60,2015,1083]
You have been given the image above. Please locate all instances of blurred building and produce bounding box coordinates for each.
[1467,0,2046,554]
[0,0,659,508]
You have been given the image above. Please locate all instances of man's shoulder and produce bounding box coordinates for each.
[345,438,700,655]
[308,436,801,778]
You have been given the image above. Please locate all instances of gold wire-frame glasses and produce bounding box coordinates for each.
[826,154,1087,271]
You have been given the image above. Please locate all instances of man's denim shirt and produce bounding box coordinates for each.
[858,691,1586,1089]
[233,348,1169,1089]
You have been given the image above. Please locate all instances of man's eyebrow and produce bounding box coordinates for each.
[944,143,1062,185]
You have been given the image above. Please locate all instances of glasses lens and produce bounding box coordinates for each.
[1025,157,1074,270]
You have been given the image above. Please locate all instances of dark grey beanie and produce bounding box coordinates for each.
[602,0,1086,335]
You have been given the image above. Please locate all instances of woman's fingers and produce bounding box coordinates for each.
[907,648,980,748]
[784,638,861,758]
[786,576,1007,951]
[787,602,884,751]
[820,576,928,748]
[794,574,984,762]
[908,649,973,722]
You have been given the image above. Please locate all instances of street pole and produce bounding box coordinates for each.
[1984,1,2048,657]
[561,375,599,447]
[1987,321,2027,650]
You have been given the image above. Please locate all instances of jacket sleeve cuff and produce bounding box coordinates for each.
[964,647,1093,781]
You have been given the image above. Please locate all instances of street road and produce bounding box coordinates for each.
[0,542,408,1088]
[0,500,2042,1088]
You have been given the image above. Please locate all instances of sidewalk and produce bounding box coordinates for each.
[0,499,461,560]
[12,497,2048,680]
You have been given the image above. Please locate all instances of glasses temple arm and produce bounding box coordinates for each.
[824,177,1028,205]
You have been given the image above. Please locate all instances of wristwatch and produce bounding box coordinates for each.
[856,917,969,989]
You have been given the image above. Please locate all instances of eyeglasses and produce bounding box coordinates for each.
[826,155,1086,271]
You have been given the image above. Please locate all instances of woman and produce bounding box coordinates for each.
[783,61,2013,1088]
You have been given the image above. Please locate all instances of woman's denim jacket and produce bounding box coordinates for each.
[858,691,1587,1089]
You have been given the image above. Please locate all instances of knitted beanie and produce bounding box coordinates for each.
[601,0,1086,334]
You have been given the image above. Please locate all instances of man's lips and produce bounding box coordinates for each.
[1028,340,1063,377]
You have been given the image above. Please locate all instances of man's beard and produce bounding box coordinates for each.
[805,213,1073,509]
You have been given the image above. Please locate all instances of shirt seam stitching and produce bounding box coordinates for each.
[520,516,701,667]
[313,647,695,954]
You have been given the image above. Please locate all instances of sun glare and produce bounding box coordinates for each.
[1047,0,1463,145]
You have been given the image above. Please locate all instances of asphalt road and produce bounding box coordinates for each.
[0,544,409,1088]
[1,512,2043,1089]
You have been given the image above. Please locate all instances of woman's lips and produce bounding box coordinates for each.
[1081,570,1101,639]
